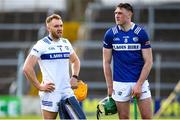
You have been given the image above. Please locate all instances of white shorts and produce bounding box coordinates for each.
[112,80,151,102]
[39,88,75,112]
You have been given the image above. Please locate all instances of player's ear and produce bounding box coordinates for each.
[127,11,132,19]
[129,11,133,18]
[46,24,50,32]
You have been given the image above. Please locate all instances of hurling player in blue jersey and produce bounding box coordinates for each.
[103,3,153,119]
[23,14,86,119]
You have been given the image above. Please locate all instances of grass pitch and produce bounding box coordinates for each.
[0,98,179,119]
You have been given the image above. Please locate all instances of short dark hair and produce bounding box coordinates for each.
[117,3,133,13]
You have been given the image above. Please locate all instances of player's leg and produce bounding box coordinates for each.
[42,109,58,119]
[116,101,130,119]
[138,97,153,119]
[39,92,62,119]
[138,80,153,119]
[112,81,132,119]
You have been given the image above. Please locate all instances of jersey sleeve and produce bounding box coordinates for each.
[29,40,45,58]
[103,29,113,49]
[139,29,151,49]
[66,39,74,55]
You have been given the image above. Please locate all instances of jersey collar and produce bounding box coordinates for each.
[131,22,135,30]
[47,36,53,41]
[47,35,61,42]
[117,22,135,31]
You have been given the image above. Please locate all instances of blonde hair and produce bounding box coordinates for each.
[46,14,62,25]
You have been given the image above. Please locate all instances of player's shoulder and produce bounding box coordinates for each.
[105,25,118,36]
[60,37,70,43]
[133,23,147,35]
[38,36,51,45]
[60,37,73,47]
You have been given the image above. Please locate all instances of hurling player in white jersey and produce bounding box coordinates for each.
[23,14,86,119]
[103,3,153,119]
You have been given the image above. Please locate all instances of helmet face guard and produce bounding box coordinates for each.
[97,96,117,119]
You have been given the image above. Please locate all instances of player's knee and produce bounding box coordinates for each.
[42,110,58,119]
[118,112,129,119]
[141,112,152,119]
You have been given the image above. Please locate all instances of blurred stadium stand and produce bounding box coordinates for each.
[0,0,179,117]
[0,0,180,100]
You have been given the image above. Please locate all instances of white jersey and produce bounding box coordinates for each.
[30,36,74,92]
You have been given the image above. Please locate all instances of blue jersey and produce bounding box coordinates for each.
[103,23,151,82]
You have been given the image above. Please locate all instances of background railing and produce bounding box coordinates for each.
[0,41,180,98]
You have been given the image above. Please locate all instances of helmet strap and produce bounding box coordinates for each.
[96,105,102,120]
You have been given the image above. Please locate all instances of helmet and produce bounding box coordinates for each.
[73,80,88,102]
[97,96,117,119]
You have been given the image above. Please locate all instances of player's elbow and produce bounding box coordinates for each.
[77,57,80,64]
[23,64,29,76]
[146,59,153,70]
[23,67,27,76]
[103,58,111,65]
[75,57,80,67]
[149,58,153,67]
[151,60,153,67]
[73,57,80,69]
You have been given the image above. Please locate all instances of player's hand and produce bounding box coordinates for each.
[132,83,142,98]
[39,81,55,92]
[70,77,78,89]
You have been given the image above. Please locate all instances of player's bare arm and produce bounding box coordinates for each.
[23,55,55,92]
[103,48,113,96]
[69,52,80,88]
[132,48,153,98]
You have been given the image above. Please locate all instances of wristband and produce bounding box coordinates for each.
[72,75,78,79]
